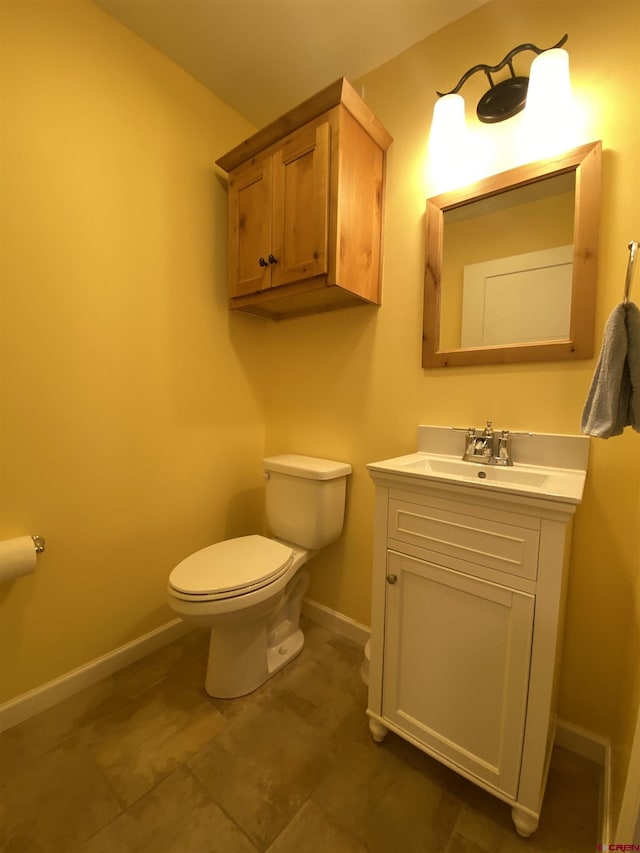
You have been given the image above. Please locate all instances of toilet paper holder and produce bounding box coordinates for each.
[31,535,45,554]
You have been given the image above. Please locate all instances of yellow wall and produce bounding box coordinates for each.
[612,477,640,840]
[263,0,640,829]
[0,0,266,700]
[2,0,639,835]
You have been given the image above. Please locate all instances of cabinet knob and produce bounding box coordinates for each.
[386,574,398,585]
[268,254,278,265]
[259,257,269,268]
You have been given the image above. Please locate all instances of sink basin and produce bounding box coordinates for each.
[404,456,549,487]
[367,452,586,504]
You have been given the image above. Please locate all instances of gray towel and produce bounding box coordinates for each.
[581,303,638,438]
[627,302,640,429]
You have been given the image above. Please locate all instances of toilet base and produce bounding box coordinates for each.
[203,567,310,699]
[204,622,305,699]
[267,626,304,679]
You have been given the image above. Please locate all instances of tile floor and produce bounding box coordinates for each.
[0,619,601,853]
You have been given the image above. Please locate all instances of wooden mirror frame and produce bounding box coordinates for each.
[422,140,602,368]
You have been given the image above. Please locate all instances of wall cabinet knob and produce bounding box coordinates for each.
[268,254,278,265]
[386,574,398,584]
[259,257,268,267]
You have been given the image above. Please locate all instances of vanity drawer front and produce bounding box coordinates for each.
[388,498,540,581]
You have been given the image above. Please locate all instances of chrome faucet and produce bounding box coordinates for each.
[464,421,494,462]
[455,421,517,466]
[464,421,496,463]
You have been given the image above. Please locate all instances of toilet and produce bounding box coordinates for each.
[167,454,351,698]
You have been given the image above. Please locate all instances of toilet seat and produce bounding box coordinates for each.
[168,535,293,602]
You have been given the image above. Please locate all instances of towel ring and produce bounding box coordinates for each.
[624,240,639,304]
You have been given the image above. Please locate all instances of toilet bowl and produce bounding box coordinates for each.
[167,455,351,698]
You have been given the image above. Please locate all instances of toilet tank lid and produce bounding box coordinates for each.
[263,454,352,480]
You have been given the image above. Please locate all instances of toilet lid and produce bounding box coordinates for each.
[168,535,293,597]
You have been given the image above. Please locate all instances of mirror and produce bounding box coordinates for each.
[423,141,601,368]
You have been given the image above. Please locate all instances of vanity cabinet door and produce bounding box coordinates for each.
[383,551,534,798]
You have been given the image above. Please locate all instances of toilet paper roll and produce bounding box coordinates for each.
[0,536,38,582]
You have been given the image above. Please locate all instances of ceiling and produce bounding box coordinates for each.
[92,0,487,127]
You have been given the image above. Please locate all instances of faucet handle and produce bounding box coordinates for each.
[495,430,512,465]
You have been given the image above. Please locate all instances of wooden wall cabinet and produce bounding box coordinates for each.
[216,78,392,320]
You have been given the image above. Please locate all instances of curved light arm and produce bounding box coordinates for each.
[436,34,568,97]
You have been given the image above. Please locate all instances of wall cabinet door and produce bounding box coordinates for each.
[228,155,272,297]
[227,122,330,299]
[382,551,534,798]
[271,122,330,288]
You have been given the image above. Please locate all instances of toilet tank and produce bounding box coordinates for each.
[263,455,352,550]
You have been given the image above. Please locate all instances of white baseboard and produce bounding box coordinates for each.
[0,619,191,733]
[0,600,365,734]
[556,719,611,846]
[555,718,609,764]
[302,597,370,647]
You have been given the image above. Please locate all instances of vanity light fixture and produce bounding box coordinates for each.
[433,34,570,127]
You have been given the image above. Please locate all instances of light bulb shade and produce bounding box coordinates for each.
[429,93,466,158]
[525,48,571,122]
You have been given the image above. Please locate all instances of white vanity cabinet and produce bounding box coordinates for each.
[367,429,588,837]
